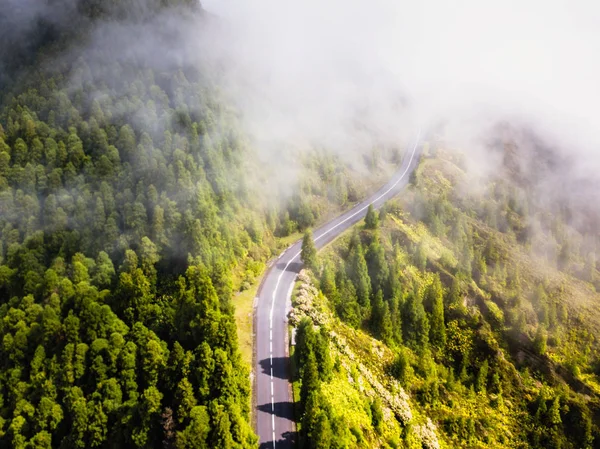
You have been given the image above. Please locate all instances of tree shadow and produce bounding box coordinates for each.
[258,431,297,449]
[257,401,295,421]
[275,261,303,273]
[259,357,290,380]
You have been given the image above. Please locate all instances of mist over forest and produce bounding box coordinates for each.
[0,1,599,448]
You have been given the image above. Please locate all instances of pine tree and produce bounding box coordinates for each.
[320,261,338,302]
[388,293,403,344]
[448,276,461,306]
[366,235,389,295]
[301,231,319,273]
[533,326,547,355]
[371,290,386,338]
[380,302,393,346]
[295,318,316,372]
[208,401,234,449]
[391,348,412,383]
[402,289,429,349]
[378,204,388,224]
[364,204,379,229]
[336,279,361,328]
[371,290,392,344]
[547,396,561,427]
[311,412,333,449]
[414,240,427,271]
[346,237,371,313]
[475,359,488,393]
[301,352,320,409]
[425,275,446,349]
[315,328,333,381]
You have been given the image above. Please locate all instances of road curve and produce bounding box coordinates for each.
[254,130,422,449]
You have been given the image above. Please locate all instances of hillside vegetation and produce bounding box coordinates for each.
[294,139,600,448]
[0,1,407,448]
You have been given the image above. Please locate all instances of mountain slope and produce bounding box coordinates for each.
[292,139,600,448]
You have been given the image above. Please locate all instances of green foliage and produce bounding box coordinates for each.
[346,234,371,313]
[371,290,393,345]
[402,289,430,349]
[533,326,548,356]
[365,234,389,295]
[370,397,384,431]
[390,348,413,384]
[424,275,446,349]
[313,153,600,449]
[335,279,361,328]
[301,231,319,273]
[295,318,338,447]
[364,204,379,229]
[0,3,266,447]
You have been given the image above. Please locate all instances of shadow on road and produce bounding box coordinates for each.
[275,261,303,273]
[257,401,295,420]
[258,431,297,449]
[259,357,290,380]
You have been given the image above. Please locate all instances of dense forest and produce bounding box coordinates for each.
[295,141,600,448]
[5,1,599,449]
[0,1,404,447]
[0,2,262,448]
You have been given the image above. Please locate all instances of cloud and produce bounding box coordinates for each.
[5,0,600,204]
[201,0,600,176]
[0,0,79,86]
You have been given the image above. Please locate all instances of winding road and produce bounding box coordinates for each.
[254,130,422,448]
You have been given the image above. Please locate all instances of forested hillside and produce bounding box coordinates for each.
[295,139,600,448]
[0,2,262,448]
[0,1,407,447]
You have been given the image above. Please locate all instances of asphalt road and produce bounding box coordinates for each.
[254,130,422,449]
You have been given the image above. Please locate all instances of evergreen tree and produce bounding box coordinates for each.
[402,289,430,349]
[311,412,333,449]
[320,261,338,302]
[475,359,488,393]
[300,352,320,409]
[371,290,392,345]
[346,236,372,313]
[365,234,389,295]
[364,204,379,229]
[336,279,361,328]
[533,326,547,356]
[547,396,562,427]
[425,275,446,349]
[414,240,427,271]
[301,230,319,273]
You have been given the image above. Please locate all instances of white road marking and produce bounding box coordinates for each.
[313,128,421,244]
[268,129,421,342]
[264,130,421,446]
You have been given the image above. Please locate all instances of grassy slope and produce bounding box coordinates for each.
[290,148,600,447]
[415,152,600,378]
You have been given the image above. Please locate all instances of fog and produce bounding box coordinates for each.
[3,0,600,199]
[202,0,600,178]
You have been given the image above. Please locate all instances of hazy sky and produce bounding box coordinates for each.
[202,0,600,174]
